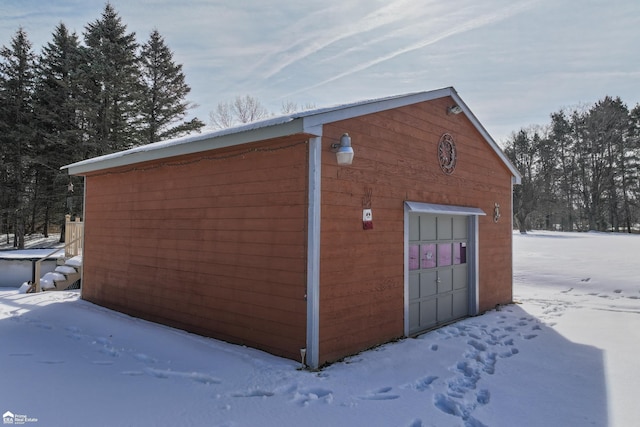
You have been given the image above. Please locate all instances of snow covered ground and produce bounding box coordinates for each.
[1,231,638,427]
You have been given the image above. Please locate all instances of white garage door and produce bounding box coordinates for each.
[408,213,469,334]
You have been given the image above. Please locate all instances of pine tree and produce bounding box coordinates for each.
[0,28,37,248]
[549,110,579,231]
[82,3,142,155]
[33,23,85,236]
[139,29,203,144]
[626,104,640,230]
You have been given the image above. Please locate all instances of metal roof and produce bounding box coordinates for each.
[62,86,521,183]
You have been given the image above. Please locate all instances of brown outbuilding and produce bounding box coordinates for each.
[63,87,521,368]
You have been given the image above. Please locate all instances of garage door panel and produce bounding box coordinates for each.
[409,302,420,330]
[409,274,420,300]
[453,266,467,290]
[420,299,437,329]
[453,290,468,318]
[437,217,452,240]
[436,294,453,322]
[453,216,468,239]
[437,270,453,293]
[420,271,438,297]
[420,215,437,241]
[409,216,420,241]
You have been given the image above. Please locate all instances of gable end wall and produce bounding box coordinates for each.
[317,97,513,364]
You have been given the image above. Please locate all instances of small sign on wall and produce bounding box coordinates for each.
[363,209,373,230]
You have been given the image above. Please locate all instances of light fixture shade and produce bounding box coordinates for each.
[447,105,463,115]
[333,133,354,165]
[336,147,354,165]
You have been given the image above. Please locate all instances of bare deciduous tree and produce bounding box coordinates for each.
[209,95,269,129]
[210,96,316,129]
[280,100,316,115]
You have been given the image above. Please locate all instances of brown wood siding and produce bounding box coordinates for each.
[81,137,310,360]
[318,97,514,364]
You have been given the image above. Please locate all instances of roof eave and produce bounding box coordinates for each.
[64,117,310,176]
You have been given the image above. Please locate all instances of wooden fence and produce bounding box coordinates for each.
[64,215,83,257]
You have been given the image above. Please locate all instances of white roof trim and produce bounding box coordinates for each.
[63,86,521,183]
[446,88,521,184]
[63,117,307,175]
[405,201,486,216]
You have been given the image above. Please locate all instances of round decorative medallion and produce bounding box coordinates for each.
[438,133,457,175]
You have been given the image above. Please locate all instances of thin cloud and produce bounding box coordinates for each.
[256,0,434,80]
[281,0,540,99]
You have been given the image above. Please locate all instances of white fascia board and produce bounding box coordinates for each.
[64,118,311,175]
[301,87,453,130]
[448,88,522,185]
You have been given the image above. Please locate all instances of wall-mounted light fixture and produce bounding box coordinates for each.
[331,133,354,165]
[447,105,463,115]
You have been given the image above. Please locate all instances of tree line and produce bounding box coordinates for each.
[0,3,204,248]
[504,96,640,233]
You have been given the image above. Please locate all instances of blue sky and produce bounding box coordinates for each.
[1,0,639,143]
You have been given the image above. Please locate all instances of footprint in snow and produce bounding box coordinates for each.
[499,347,519,359]
[359,386,400,401]
[99,346,120,357]
[476,389,491,405]
[231,389,275,398]
[121,371,145,376]
[35,322,53,330]
[403,375,439,392]
[189,372,222,385]
[65,326,85,341]
[37,360,65,364]
[143,367,221,384]
[467,339,487,352]
[433,393,488,426]
[293,387,334,406]
[134,353,157,363]
[92,360,115,366]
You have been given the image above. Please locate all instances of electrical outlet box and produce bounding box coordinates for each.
[362,209,373,230]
